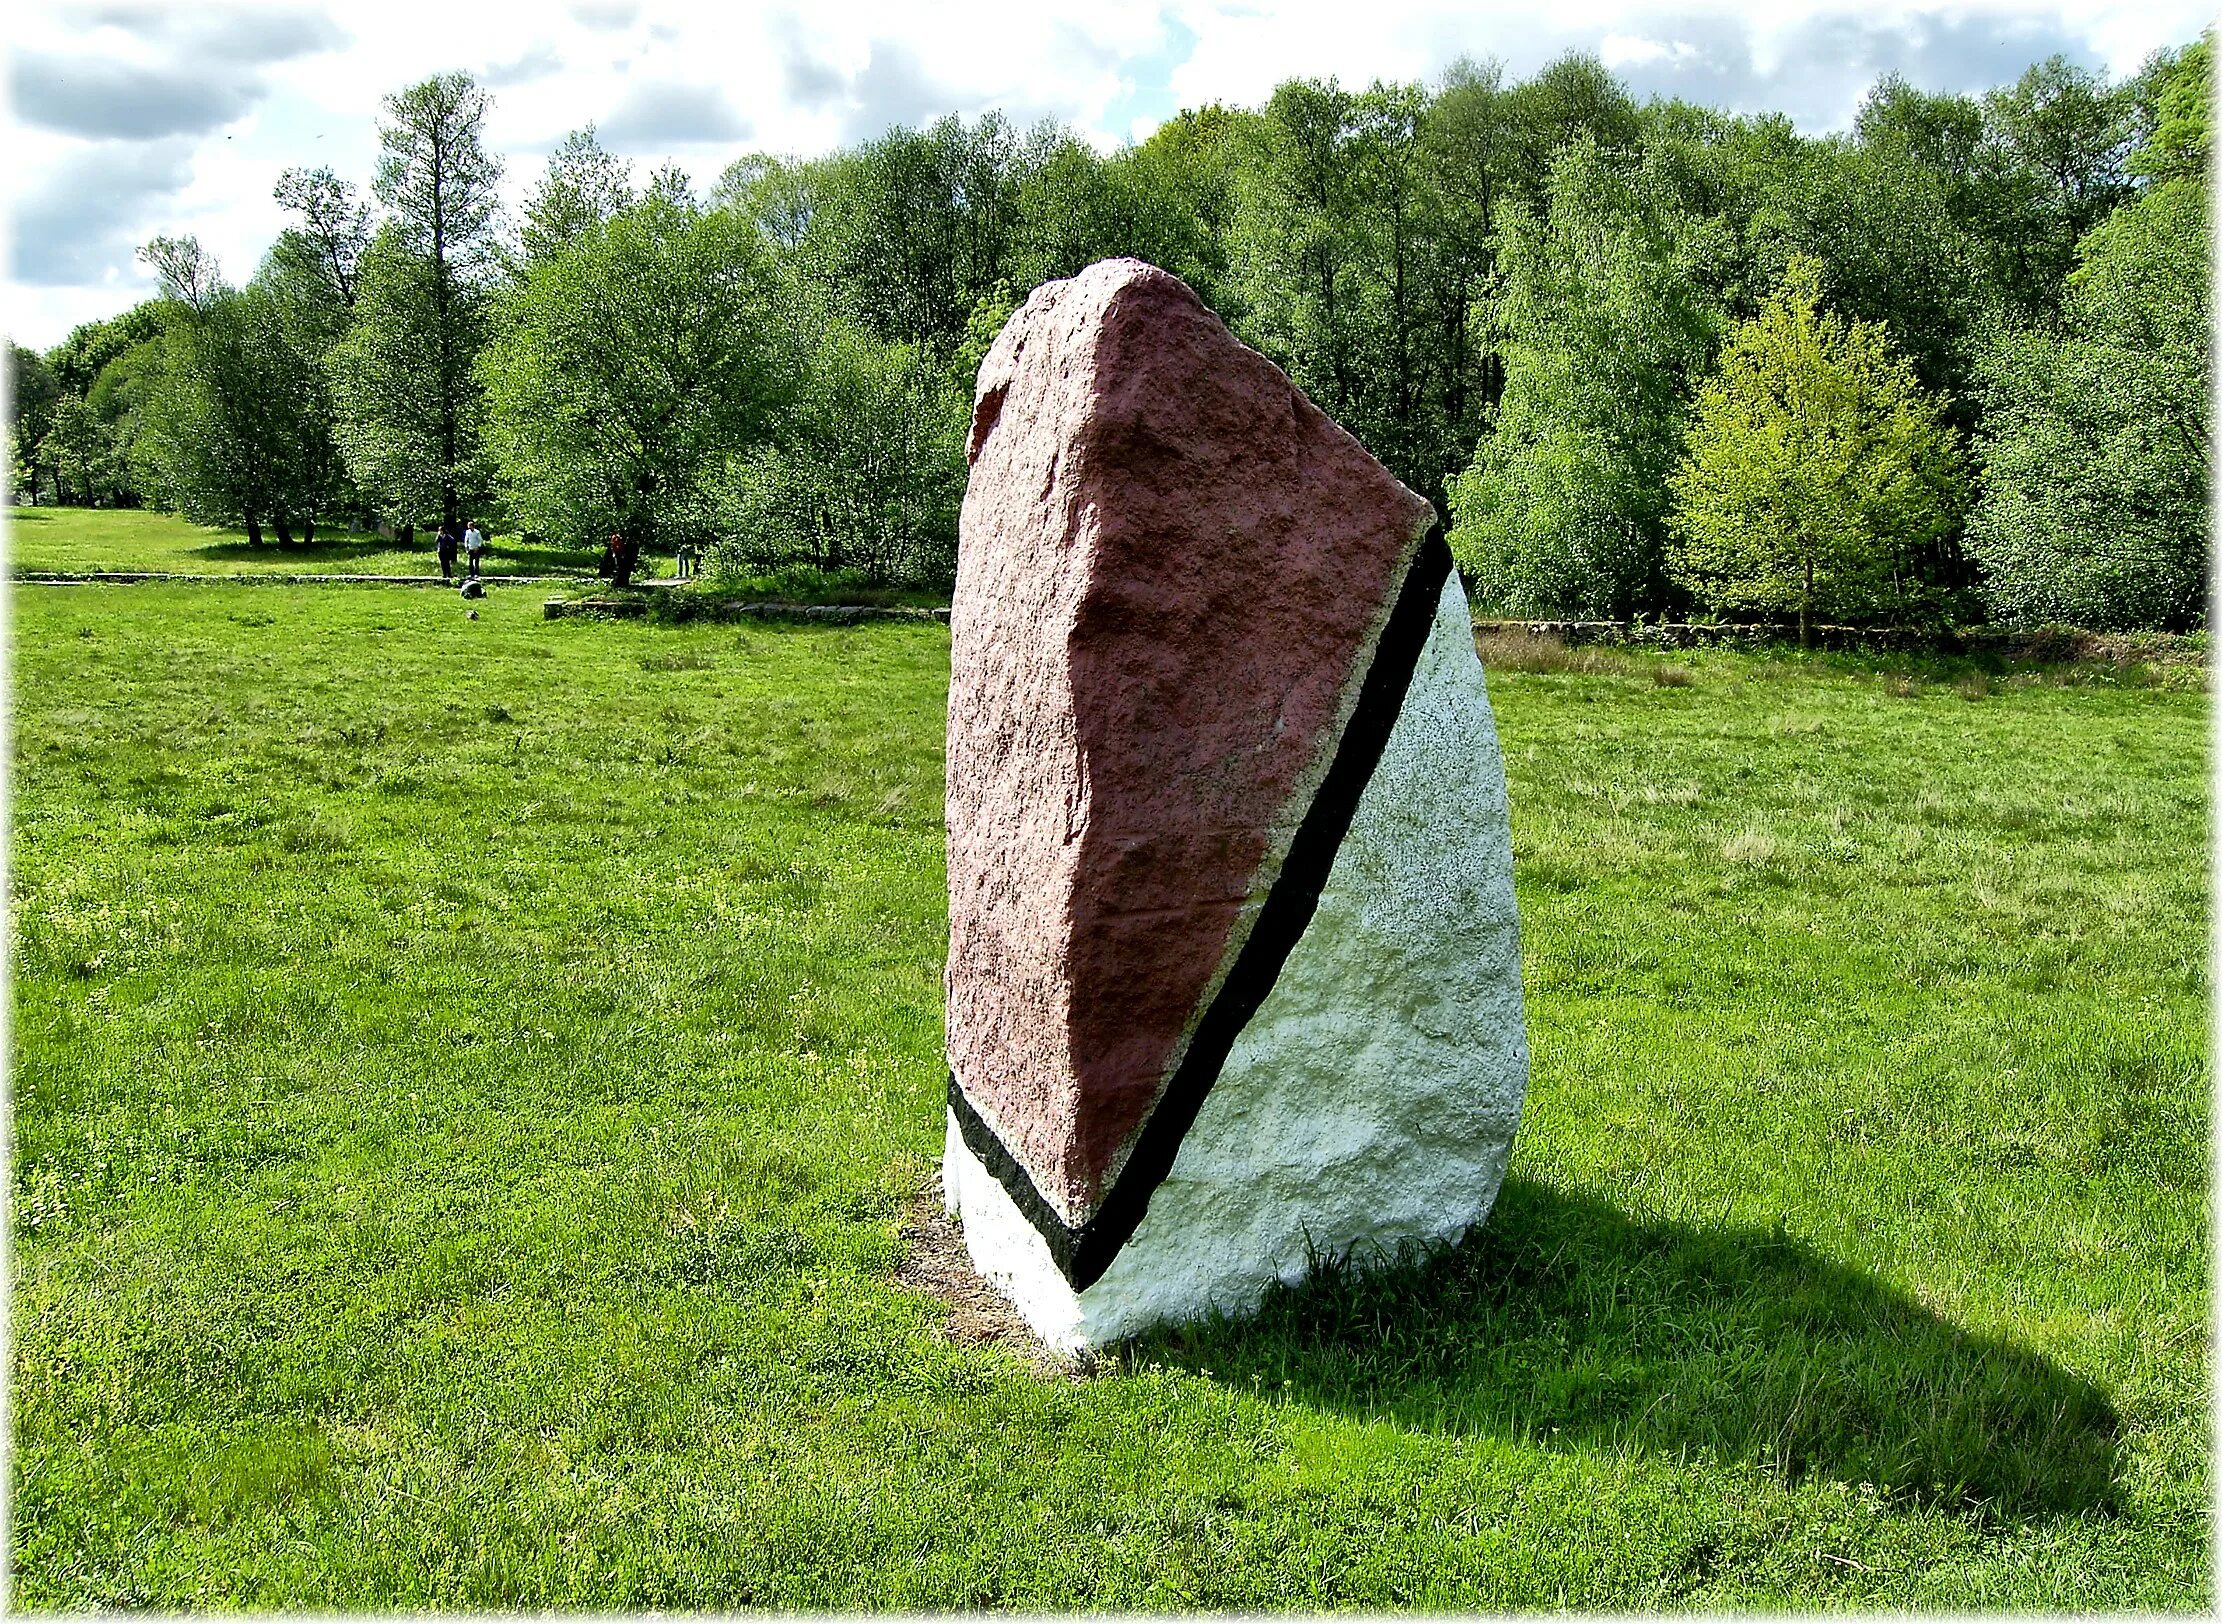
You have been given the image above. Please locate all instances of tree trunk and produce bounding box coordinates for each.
[431,130,459,533]
[246,515,265,546]
[274,513,296,546]
[302,513,316,544]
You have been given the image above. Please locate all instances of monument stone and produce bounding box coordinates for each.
[943,257,1527,1350]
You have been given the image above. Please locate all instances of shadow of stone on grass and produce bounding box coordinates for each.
[1138,1177,2122,1519]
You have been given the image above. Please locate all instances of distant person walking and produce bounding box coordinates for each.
[463,520,486,579]
[435,521,459,582]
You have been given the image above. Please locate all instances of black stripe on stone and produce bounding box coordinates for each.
[950,531,1456,1292]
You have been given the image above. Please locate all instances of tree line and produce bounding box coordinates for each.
[7,37,2208,630]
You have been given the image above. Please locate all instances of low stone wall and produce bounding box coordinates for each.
[545,595,951,625]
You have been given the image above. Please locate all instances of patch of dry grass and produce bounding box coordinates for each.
[1472,626,1695,687]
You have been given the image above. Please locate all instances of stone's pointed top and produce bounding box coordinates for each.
[969,258,1197,465]
[946,257,1436,1229]
[975,257,1194,358]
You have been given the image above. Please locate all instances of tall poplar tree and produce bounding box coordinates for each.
[329,73,503,528]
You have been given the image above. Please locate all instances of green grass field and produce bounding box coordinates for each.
[8,505,606,579]
[9,577,2208,1608]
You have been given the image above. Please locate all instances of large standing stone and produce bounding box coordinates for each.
[944,258,1526,1350]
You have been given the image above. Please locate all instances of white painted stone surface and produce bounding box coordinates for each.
[947,571,1528,1350]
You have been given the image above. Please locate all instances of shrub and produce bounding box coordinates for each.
[712,322,966,589]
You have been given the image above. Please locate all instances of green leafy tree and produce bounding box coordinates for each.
[35,298,177,508]
[1856,75,1988,187]
[138,238,346,544]
[271,166,371,311]
[1226,78,1365,421]
[1977,55,2137,320]
[264,170,368,525]
[479,173,791,561]
[806,113,1034,357]
[328,230,478,525]
[716,318,967,587]
[138,234,221,313]
[1501,51,1643,209]
[1424,57,1524,424]
[1008,131,1221,301]
[1225,76,1492,501]
[715,152,833,253]
[10,341,63,502]
[518,126,633,268]
[86,333,171,506]
[1852,75,2054,327]
[1965,172,2208,630]
[329,72,503,528]
[1448,142,1721,617]
[37,395,115,507]
[2127,32,2211,185]
[1122,103,1246,308]
[1667,260,1968,641]
[1343,80,1466,492]
[43,301,173,400]
[1751,135,1989,404]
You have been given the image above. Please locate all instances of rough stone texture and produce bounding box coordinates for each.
[946,258,1434,1226]
[947,571,1527,1348]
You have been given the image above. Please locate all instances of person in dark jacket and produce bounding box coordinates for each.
[435,521,459,581]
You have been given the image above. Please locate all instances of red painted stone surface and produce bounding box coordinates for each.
[946,258,1435,1226]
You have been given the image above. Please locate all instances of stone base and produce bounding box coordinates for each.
[943,572,1527,1350]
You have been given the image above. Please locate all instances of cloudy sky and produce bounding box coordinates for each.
[4,0,2207,348]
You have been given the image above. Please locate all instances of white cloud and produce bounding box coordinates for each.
[599,81,752,147]
[572,1,641,31]
[484,44,564,88]
[12,52,267,139]
[1600,35,1702,70]
[12,137,199,286]
[3,0,2211,347]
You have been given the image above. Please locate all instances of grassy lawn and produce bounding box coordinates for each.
[9,581,2207,1608]
[8,506,606,579]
